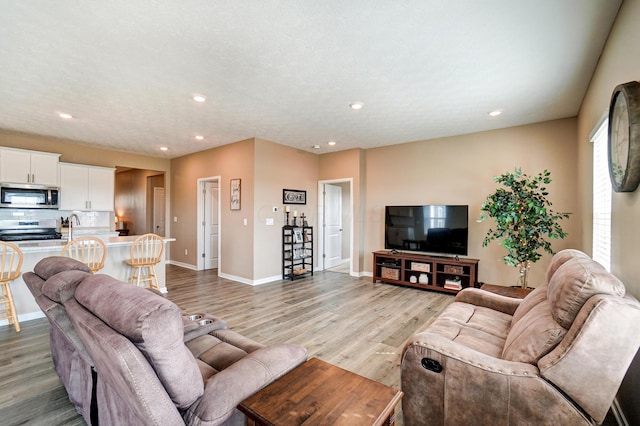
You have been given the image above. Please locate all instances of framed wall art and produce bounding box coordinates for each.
[230,178,241,210]
[283,189,306,205]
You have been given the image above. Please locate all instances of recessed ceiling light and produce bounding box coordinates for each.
[328,141,337,146]
[349,102,364,110]
[195,135,204,140]
[160,147,169,151]
[193,95,206,102]
[312,145,321,149]
[58,112,73,119]
[488,110,502,117]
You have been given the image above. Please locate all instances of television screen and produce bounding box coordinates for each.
[385,205,468,256]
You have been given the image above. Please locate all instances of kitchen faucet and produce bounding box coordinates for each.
[68,213,80,242]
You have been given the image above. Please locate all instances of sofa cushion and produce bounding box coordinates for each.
[425,301,512,358]
[548,257,625,329]
[502,300,566,363]
[42,270,92,303]
[511,284,548,326]
[34,256,92,280]
[74,274,204,409]
[545,249,590,283]
[437,302,512,340]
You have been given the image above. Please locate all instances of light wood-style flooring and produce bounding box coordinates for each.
[0,266,454,426]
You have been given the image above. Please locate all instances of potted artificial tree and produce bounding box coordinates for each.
[478,168,571,288]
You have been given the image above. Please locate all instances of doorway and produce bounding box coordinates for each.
[318,179,353,274]
[115,168,165,236]
[197,176,221,271]
[153,187,166,236]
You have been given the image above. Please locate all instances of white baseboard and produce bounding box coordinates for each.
[217,271,281,286]
[0,310,45,327]
[167,260,197,270]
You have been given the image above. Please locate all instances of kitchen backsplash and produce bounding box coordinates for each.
[0,209,112,229]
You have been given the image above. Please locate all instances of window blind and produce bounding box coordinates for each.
[592,119,611,271]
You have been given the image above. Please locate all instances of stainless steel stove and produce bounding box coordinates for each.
[0,219,62,241]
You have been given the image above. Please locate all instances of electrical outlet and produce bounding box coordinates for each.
[266,218,274,225]
[173,216,178,222]
[184,249,188,255]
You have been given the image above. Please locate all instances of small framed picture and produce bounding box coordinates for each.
[230,178,241,210]
[283,189,306,205]
[293,229,304,243]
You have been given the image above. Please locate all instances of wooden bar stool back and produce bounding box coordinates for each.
[124,233,164,290]
[61,236,107,273]
[0,241,24,332]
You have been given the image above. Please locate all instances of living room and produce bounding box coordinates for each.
[1,1,640,424]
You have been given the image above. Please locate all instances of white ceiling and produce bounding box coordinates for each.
[0,1,622,159]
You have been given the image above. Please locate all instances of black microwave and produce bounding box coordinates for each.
[0,183,60,209]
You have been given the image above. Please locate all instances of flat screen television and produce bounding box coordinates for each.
[385,205,469,256]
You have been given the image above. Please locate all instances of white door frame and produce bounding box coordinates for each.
[197,176,221,271]
[317,178,353,274]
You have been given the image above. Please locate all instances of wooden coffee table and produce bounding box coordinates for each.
[239,357,403,426]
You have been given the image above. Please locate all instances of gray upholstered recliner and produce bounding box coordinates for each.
[401,249,640,425]
[24,256,307,425]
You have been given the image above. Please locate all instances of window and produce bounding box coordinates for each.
[592,119,611,271]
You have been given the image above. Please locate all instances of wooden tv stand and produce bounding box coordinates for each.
[373,250,479,294]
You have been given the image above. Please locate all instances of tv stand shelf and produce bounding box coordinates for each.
[372,250,479,294]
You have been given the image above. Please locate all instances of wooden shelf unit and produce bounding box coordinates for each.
[372,250,479,294]
[282,226,313,280]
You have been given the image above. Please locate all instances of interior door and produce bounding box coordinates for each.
[324,184,342,269]
[204,181,219,270]
[153,187,165,236]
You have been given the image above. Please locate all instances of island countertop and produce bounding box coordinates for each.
[15,235,175,253]
[4,235,175,327]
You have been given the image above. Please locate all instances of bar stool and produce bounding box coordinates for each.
[61,236,107,273]
[124,233,164,290]
[0,241,24,332]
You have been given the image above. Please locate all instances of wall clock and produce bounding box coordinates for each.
[608,81,640,192]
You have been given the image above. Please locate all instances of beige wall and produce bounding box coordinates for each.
[254,139,319,279]
[170,138,255,279]
[170,138,320,281]
[363,118,580,287]
[319,149,366,270]
[577,0,640,422]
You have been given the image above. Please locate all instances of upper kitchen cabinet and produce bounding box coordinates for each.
[0,147,60,185]
[59,163,115,211]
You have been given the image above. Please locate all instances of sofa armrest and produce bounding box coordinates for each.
[403,331,540,377]
[405,331,538,376]
[401,332,592,425]
[183,343,307,425]
[454,288,521,316]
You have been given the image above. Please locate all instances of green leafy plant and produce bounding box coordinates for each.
[478,168,571,287]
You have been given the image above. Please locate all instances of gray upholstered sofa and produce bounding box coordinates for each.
[24,256,307,425]
[401,249,640,425]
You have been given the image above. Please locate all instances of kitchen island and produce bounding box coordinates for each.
[3,235,175,326]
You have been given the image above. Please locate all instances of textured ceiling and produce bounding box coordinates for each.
[0,1,622,159]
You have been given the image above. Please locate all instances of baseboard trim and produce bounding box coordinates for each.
[217,272,281,286]
[0,310,45,327]
[167,260,197,270]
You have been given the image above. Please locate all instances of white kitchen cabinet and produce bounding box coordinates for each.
[0,148,60,185]
[59,163,114,211]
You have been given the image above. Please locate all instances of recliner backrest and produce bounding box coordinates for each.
[537,255,639,424]
[74,274,204,409]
